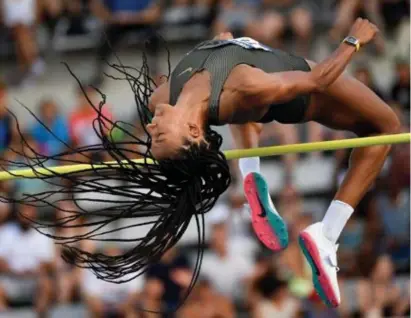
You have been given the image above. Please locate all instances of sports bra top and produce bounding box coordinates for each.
[169,37,311,125]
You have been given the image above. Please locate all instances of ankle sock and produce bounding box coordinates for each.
[322,200,354,244]
[239,157,260,180]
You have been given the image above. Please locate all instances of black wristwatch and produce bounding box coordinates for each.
[343,36,361,52]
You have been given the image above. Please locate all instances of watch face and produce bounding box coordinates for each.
[348,36,357,43]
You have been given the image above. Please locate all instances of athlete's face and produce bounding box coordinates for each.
[146,104,201,160]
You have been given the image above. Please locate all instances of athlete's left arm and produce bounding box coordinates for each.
[247,18,379,106]
[254,69,320,104]
[242,67,322,107]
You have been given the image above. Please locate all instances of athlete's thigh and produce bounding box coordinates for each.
[304,60,399,136]
[229,123,263,149]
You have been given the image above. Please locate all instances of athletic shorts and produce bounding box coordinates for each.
[0,276,37,302]
[2,0,36,27]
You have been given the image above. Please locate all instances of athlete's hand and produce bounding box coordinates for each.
[348,18,379,46]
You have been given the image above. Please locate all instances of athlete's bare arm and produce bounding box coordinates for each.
[244,18,379,106]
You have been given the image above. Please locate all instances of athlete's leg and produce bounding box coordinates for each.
[305,68,401,209]
[230,123,289,252]
[299,63,401,308]
[264,122,299,178]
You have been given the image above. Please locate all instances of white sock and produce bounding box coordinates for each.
[322,200,354,244]
[239,157,260,179]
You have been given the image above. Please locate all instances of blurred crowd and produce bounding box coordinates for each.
[0,0,409,317]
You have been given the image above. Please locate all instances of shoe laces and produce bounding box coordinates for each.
[325,244,339,272]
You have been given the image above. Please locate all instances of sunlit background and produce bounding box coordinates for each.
[0,0,409,317]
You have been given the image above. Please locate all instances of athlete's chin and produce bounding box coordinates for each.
[150,149,173,161]
[150,151,165,161]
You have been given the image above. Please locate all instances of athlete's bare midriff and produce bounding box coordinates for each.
[151,64,281,124]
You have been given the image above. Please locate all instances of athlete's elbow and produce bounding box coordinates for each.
[311,75,328,93]
[309,70,334,93]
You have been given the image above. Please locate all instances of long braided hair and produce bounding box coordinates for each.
[0,37,231,313]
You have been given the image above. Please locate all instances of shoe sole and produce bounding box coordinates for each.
[244,173,288,252]
[299,232,340,308]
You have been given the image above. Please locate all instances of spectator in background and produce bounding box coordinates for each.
[165,0,213,26]
[213,0,259,37]
[206,201,259,260]
[0,82,16,152]
[278,214,313,299]
[1,0,45,85]
[252,275,301,317]
[82,246,143,318]
[54,201,95,304]
[390,59,410,112]
[145,246,192,313]
[250,0,314,56]
[40,0,64,39]
[0,204,54,316]
[192,0,219,30]
[31,99,70,157]
[356,255,410,317]
[69,86,113,153]
[137,279,164,318]
[0,180,11,226]
[276,183,303,226]
[177,279,235,318]
[376,151,410,272]
[62,0,90,36]
[13,134,50,198]
[337,215,365,276]
[200,221,254,301]
[329,0,386,54]
[90,0,162,86]
[380,0,410,33]
[259,122,299,181]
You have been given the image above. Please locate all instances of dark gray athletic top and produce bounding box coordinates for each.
[169,37,311,126]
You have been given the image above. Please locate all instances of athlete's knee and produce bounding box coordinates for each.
[379,108,401,135]
[357,107,401,137]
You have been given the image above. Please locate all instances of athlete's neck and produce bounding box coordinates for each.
[175,82,209,128]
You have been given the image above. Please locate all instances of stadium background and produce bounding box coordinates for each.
[0,0,409,317]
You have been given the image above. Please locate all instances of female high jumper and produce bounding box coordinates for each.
[3,17,399,311]
[144,18,399,308]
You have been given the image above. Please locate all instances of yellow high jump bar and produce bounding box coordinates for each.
[0,133,409,181]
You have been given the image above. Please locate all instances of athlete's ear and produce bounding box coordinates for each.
[187,123,201,138]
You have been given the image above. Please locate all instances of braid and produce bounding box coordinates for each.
[0,36,231,314]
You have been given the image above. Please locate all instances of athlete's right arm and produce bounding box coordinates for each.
[247,18,379,105]
[307,18,378,91]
